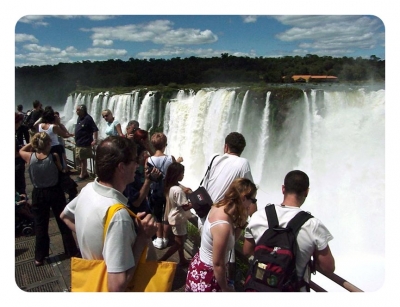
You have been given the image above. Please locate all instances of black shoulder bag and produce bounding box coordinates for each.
[188,155,219,218]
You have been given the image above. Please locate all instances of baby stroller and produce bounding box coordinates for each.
[15,193,35,236]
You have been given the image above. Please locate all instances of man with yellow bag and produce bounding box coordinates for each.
[60,136,171,292]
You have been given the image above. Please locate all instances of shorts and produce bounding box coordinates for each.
[171,223,187,236]
[75,146,94,160]
[149,196,166,223]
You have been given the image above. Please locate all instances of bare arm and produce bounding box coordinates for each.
[313,245,335,274]
[172,155,183,163]
[243,238,256,258]
[90,131,98,146]
[53,124,73,138]
[19,143,33,164]
[52,153,63,171]
[116,123,124,137]
[211,223,235,291]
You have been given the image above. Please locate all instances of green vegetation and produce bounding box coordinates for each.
[16,54,384,107]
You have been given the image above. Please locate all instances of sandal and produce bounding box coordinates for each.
[34,260,44,267]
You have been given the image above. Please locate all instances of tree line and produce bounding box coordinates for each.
[15,54,384,107]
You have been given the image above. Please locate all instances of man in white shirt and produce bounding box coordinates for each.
[201,132,255,283]
[60,136,157,291]
[243,170,335,291]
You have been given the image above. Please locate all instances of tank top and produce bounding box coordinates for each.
[199,216,235,266]
[39,124,60,146]
[29,153,59,188]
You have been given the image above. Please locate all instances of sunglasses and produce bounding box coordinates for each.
[102,114,109,118]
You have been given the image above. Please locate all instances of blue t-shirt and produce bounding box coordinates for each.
[105,119,120,136]
[75,114,99,147]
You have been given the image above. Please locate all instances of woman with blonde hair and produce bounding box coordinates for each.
[101,109,123,137]
[185,178,257,292]
[19,132,79,266]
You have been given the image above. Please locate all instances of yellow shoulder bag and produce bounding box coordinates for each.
[70,204,177,292]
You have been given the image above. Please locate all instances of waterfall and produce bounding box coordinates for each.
[253,92,271,184]
[61,86,385,291]
[138,91,155,131]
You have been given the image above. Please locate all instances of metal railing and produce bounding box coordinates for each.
[64,140,96,177]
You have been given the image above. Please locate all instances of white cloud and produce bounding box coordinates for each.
[274,15,384,54]
[16,41,127,67]
[242,16,258,23]
[23,44,61,53]
[15,33,39,43]
[85,15,115,21]
[88,20,218,46]
[93,39,113,46]
[18,15,48,26]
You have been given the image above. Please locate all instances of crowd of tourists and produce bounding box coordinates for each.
[15,100,335,292]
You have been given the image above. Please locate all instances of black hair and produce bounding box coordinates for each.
[95,136,137,182]
[41,108,55,124]
[225,132,246,155]
[284,170,309,195]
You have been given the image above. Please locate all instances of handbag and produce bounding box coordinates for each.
[188,155,219,218]
[70,204,177,292]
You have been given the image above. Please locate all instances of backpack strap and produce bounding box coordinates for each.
[200,154,219,186]
[103,204,148,263]
[265,204,279,228]
[287,211,313,234]
[149,155,167,175]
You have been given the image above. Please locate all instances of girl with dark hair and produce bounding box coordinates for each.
[158,162,193,265]
[185,178,257,292]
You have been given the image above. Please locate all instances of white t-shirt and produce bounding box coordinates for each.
[203,153,253,203]
[244,204,333,283]
[63,179,137,273]
[165,185,191,225]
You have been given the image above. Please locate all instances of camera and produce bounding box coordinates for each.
[147,162,163,182]
[146,162,154,172]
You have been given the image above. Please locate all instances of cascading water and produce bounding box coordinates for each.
[61,86,385,291]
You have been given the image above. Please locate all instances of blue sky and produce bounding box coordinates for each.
[14,14,385,67]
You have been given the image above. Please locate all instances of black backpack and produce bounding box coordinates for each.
[244,204,313,292]
[148,156,167,204]
[22,109,33,128]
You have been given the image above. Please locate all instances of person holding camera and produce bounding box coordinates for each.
[123,128,159,214]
